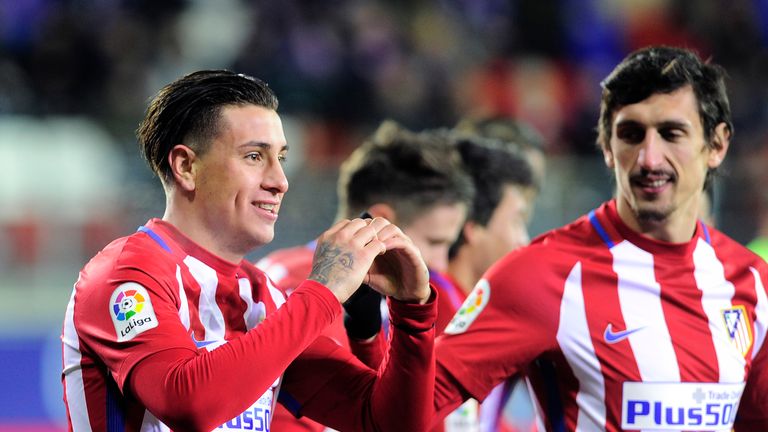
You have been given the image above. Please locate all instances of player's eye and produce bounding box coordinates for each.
[616,126,645,144]
[660,128,685,142]
[246,152,263,162]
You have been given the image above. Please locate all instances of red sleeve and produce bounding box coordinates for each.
[279,289,438,432]
[734,264,768,430]
[347,283,442,368]
[348,331,388,368]
[433,247,561,424]
[126,280,341,431]
[735,339,768,429]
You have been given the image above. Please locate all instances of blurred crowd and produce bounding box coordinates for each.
[2,0,768,279]
[3,0,768,153]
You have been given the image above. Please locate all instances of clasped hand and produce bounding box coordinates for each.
[308,217,430,304]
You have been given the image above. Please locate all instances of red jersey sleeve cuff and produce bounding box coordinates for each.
[291,279,343,322]
[387,284,438,333]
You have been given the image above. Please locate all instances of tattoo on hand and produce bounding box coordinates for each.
[311,243,355,285]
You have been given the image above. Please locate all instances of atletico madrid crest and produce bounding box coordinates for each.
[722,305,753,357]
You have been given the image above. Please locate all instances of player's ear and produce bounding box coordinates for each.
[602,144,615,169]
[367,203,397,224]
[168,144,197,192]
[462,220,479,245]
[708,123,730,169]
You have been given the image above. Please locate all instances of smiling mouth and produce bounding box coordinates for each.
[631,171,675,193]
[636,179,669,189]
[256,202,277,214]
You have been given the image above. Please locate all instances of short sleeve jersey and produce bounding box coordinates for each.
[435,200,768,431]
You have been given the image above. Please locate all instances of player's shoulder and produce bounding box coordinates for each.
[78,230,178,291]
[498,214,598,268]
[483,215,599,295]
[708,226,768,271]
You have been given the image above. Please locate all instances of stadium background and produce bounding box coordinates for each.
[1,1,768,430]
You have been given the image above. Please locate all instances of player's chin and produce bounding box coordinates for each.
[632,201,673,223]
[247,226,276,248]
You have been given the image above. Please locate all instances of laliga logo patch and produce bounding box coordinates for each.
[722,305,753,357]
[110,282,158,342]
[444,279,490,335]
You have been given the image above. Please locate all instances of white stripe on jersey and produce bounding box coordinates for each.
[176,265,190,331]
[184,256,226,340]
[693,238,744,382]
[751,267,768,360]
[258,258,288,285]
[612,240,680,381]
[62,287,93,432]
[139,410,170,432]
[238,278,261,329]
[526,378,547,432]
[266,276,287,309]
[557,262,606,431]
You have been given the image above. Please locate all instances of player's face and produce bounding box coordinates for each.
[195,105,288,256]
[403,202,467,273]
[472,185,531,273]
[603,85,728,239]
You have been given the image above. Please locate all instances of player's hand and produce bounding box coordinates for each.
[365,218,431,304]
[308,217,387,303]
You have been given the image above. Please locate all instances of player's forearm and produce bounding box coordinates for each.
[129,280,340,430]
[367,288,438,431]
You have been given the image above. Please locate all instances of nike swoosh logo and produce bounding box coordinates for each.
[604,323,645,344]
[191,334,216,348]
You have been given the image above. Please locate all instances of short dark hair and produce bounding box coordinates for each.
[455,115,546,190]
[598,46,733,152]
[448,133,534,256]
[337,121,475,225]
[455,115,545,154]
[137,70,278,184]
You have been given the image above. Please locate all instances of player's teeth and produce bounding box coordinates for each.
[259,203,275,212]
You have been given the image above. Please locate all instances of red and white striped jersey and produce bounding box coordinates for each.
[62,219,438,431]
[256,243,345,432]
[435,200,768,431]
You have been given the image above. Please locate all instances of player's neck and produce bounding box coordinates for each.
[447,252,478,296]
[162,205,245,264]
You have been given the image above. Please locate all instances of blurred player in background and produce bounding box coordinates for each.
[432,46,768,431]
[257,120,474,432]
[61,70,437,432]
[341,126,539,432]
[435,133,537,432]
[450,116,547,432]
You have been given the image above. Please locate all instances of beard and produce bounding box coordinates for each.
[632,199,674,225]
[635,208,669,223]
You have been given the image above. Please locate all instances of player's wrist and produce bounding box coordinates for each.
[390,283,431,304]
[343,283,382,339]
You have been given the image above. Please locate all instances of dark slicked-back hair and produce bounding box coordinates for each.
[137,70,278,184]
[448,134,534,257]
[337,121,475,226]
[598,46,733,153]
